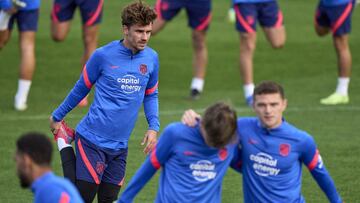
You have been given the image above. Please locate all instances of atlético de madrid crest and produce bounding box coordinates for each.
[279,143,291,157]
[139,64,147,75]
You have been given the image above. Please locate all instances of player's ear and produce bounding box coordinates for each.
[282,98,288,110]
[123,25,129,35]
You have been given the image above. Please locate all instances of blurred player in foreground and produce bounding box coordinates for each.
[118,102,239,202]
[182,81,343,202]
[152,0,212,100]
[49,1,159,202]
[15,132,83,203]
[0,0,39,111]
[315,0,355,105]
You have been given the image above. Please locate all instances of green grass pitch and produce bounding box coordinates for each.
[0,0,359,202]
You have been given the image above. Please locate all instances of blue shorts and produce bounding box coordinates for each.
[8,9,39,31]
[315,0,355,36]
[51,0,103,26]
[75,135,128,185]
[234,1,283,33]
[155,0,212,31]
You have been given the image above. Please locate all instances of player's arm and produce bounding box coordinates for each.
[118,125,175,203]
[142,53,160,154]
[50,51,102,129]
[301,136,342,203]
[230,142,243,173]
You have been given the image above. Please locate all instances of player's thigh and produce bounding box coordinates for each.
[185,0,211,31]
[101,148,128,186]
[75,135,106,185]
[258,1,283,29]
[234,3,257,34]
[315,3,332,36]
[154,0,183,21]
[328,0,355,36]
[78,0,104,26]
[19,31,35,53]
[51,0,75,39]
[263,26,285,48]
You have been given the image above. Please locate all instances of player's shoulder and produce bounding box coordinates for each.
[164,122,189,133]
[163,122,197,139]
[97,40,119,52]
[283,121,315,144]
[237,117,257,127]
[143,46,159,58]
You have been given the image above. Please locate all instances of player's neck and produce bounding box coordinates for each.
[32,166,52,182]
[122,40,139,54]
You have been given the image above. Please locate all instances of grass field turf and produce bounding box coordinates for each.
[0,0,359,202]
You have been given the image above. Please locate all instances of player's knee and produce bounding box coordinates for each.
[83,34,96,46]
[315,26,329,37]
[51,32,66,42]
[271,41,285,49]
[192,32,206,50]
[0,37,9,49]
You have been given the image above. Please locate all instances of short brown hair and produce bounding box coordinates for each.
[121,1,157,27]
[254,81,285,99]
[201,102,237,148]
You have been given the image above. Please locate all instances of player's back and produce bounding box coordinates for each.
[156,123,235,203]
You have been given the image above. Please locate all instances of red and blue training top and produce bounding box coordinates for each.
[118,122,238,203]
[52,40,159,150]
[235,117,342,203]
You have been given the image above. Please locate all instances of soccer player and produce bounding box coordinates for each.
[50,0,105,106]
[153,0,212,100]
[232,0,285,105]
[182,81,343,202]
[0,0,39,111]
[15,132,83,203]
[49,2,159,202]
[315,0,355,105]
[117,102,238,202]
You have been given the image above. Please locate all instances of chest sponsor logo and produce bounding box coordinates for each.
[117,74,141,94]
[250,152,280,176]
[189,160,217,182]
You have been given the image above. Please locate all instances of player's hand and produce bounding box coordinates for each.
[142,129,157,154]
[49,116,62,134]
[181,109,201,127]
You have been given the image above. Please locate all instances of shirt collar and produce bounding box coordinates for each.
[31,171,53,193]
[256,118,288,134]
[118,39,144,56]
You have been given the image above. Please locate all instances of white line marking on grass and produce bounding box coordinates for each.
[1,106,360,122]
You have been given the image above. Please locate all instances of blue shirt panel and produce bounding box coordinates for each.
[320,0,351,6]
[1,0,40,10]
[31,172,83,203]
